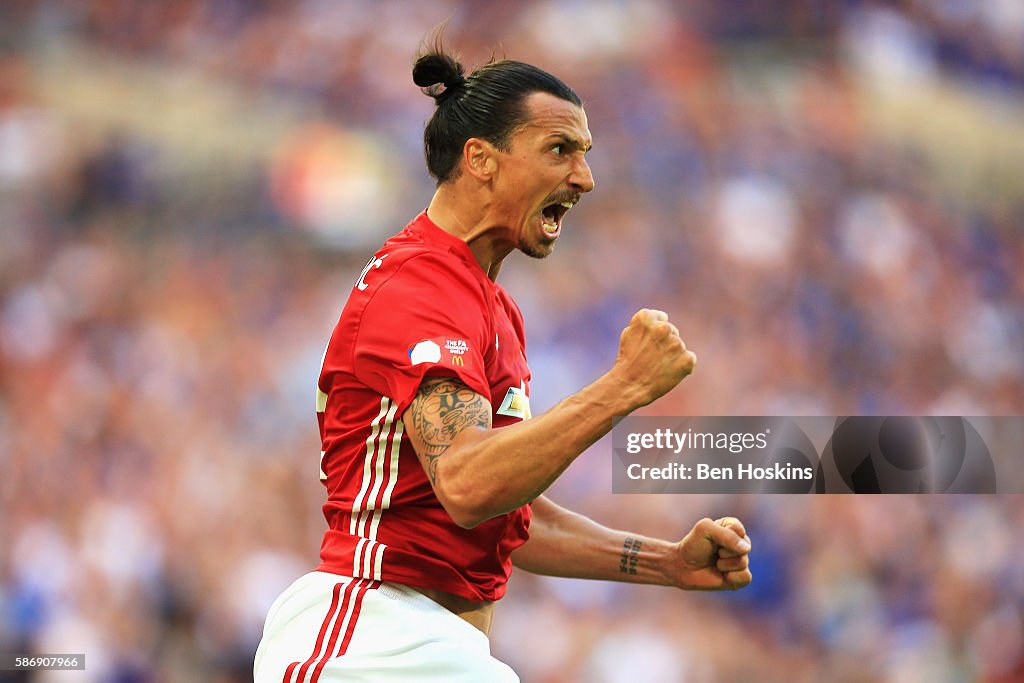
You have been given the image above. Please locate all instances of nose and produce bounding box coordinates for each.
[569,155,595,193]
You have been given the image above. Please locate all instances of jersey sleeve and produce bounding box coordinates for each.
[352,253,492,415]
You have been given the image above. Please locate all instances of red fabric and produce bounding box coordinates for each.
[316,211,532,602]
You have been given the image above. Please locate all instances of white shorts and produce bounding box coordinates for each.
[254,572,519,683]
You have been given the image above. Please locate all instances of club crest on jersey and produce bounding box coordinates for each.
[497,380,531,420]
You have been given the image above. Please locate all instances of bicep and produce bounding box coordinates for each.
[403,375,492,486]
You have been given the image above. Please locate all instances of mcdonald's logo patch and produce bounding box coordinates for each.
[409,338,471,367]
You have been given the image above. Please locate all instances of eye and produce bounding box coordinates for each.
[551,144,563,155]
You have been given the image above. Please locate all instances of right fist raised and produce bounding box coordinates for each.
[612,309,697,408]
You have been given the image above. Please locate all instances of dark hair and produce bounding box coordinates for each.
[412,40,582,185]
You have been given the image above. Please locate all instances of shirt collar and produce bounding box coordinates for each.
[407,210,482,272]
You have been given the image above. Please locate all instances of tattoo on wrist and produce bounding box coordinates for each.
[619,537,641,575]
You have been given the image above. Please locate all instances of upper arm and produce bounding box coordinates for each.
[403,374,492,487]
[351,253,492,413]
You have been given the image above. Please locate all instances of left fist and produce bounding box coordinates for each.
[675,516,752,591]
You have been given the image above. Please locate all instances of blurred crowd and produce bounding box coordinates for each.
[1,1,1023,681]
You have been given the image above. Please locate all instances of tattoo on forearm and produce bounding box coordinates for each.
[407,377,491,485]
[619,537,641,575]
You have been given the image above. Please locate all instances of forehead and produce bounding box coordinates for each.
[519,92,591,146]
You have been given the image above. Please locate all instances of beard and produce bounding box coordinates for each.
[520,233,556,259]
[522,244,552,259]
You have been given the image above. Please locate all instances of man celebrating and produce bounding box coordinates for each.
[255,40,752,682]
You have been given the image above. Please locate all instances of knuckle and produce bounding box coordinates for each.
[727,570,752,588]
[718,556,739,568]
[718,517,745,535]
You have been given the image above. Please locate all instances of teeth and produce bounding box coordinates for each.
[541,201,571,237]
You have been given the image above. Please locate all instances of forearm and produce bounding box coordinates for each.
[511,496,679,586]
[406,309,697,528]
[436,372,639,527]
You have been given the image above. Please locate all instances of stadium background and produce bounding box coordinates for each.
[2,1,1023,681]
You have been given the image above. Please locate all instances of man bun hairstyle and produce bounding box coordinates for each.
[413,34,582,185]
[412,51,466,100]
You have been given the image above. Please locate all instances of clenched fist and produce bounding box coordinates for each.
[673,517,752,591]
[612,309,697,409]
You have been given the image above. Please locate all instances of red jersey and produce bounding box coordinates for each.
[315,211,533,602]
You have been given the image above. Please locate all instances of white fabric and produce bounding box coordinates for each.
[254,571,519,683]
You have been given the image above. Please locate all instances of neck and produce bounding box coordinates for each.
[427,184,514,281]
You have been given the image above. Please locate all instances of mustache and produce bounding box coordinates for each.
[543,192,581,206]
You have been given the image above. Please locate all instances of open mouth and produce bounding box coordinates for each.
[540,200,575,238]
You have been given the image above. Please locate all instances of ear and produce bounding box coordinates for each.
[463,137,498,181]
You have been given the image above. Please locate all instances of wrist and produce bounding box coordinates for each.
[595,369,645,416]
[651,540,685,588]
[615,535,679,587]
